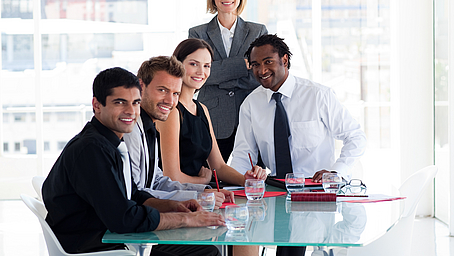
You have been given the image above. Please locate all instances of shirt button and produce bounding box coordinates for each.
[228,91,235,97]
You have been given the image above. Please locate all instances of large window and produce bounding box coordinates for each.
[0,0,393,196]
[0,0,439,222]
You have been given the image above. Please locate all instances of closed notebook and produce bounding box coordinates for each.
[291,192,337,202]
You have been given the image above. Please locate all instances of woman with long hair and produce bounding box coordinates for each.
[156,38,266,186]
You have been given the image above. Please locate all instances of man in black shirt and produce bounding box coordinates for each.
[42,67,223,255]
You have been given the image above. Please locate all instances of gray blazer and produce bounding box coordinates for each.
[189,16,268,139]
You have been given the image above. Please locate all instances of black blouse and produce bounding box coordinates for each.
[178,100,212,177]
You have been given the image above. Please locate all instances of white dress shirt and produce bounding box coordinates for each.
[230,75,367,180]
[217,17,237,57]
[124,116,208,201]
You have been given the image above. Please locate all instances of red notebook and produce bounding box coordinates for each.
[219,202,237,209]
[291,192,337,202]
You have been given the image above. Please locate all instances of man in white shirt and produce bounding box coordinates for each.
[230,33,366,256]
[231,34,366,183]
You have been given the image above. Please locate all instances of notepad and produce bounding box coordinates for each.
[290,192,337,202]
[219,202,237,209]
[338,194,406,203]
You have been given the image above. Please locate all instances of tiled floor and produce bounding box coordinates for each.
[0,199,453,256]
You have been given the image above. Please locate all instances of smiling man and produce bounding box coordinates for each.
[124,56,233,207]
[42,67,223,256]
[230,35,367,256]
[231,34,366,182]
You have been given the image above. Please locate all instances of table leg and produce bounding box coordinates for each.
[311,247,329,256]
[311,247,347,256]
[126,243,154,256]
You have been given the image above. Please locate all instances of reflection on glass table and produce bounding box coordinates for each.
[286,200,340,213]
[103,188,404,256]
[286,202,367,244]
[247,199,267,221]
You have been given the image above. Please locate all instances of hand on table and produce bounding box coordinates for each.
[185,211,225,227]
[244,166,267,182]
[157,210,225,230]
[312,170,336,183]
[205,189,235,209]
[179,199,204,212]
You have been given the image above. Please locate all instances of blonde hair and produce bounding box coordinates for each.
[206,0,247,15]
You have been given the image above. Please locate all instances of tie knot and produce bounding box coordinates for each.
[272,92,282,103]
[117,141,128,155]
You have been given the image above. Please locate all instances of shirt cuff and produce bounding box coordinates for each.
[330,162,350,180]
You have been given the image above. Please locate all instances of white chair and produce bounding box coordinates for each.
[347,165,438,256]
[32,176,46,200]
[20,194,136,256]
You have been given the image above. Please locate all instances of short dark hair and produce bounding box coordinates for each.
[137,56,185,87]
[92,67,141,106]
[245,34,293,69]
[173,38,214,63]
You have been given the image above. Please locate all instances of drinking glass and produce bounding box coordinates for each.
[196,192,215,212]
[244,179,265,200]
[322,172,345,194]
[225,204,249,230]
[285,173,305,194]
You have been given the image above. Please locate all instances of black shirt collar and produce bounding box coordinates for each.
[140,107,156,132]
[91,116,122,148]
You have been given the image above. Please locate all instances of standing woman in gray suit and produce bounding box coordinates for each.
[189,0,268,162]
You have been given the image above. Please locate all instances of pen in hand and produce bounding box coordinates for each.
[248,153,254,169]
[213,169,220,192]
[248,153,256,177]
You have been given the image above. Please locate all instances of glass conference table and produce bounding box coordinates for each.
[103,187,404,256]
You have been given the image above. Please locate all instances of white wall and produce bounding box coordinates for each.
[391,0,434,216]
[449,0,454,236]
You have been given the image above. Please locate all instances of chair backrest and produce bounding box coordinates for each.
[21,194,136,256]
[399,165,438,218]
[347,165,438,256]
[21,194,69,256]
[32,176,46,200]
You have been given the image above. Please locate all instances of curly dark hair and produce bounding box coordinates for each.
[244,34,292,69]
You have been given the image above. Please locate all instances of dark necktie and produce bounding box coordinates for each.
[144,125,156,188]
[273,92,293,178]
